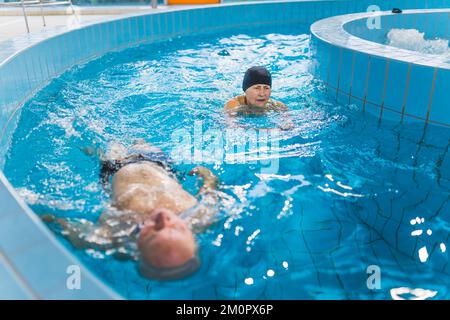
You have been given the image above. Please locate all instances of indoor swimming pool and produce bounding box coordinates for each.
[0,0,449,300]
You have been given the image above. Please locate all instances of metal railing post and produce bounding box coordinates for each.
[39,0,46,26]
[20,0,30,33]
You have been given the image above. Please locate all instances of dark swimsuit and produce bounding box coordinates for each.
[99,150,180,188]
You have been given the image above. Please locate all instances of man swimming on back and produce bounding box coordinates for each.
[43,140,222,280]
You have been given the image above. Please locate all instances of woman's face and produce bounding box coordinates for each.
[245,84,271,107]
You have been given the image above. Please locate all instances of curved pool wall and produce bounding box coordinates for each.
[343,10,450,43]
[311,9,450,127]
[1,0,449,299]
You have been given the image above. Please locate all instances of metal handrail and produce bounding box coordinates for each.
[0,0,75,33]
[2,0,72,6]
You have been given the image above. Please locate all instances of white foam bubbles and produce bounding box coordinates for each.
[387,28,450,58]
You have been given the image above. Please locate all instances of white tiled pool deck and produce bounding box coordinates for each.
[0,14,112,42]
[0,5,193,43]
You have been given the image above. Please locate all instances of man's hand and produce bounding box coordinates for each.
[79,146,106,161]
[41,214,56,223]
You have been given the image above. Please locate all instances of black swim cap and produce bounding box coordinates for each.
[242,66,272,92]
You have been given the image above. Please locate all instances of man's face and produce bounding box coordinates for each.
[138,208,197,269]
[245,84,271,107]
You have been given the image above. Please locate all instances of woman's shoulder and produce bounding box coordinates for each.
[224,95,246,111]
[269,99,288,111]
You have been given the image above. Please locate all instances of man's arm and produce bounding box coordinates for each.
[42,214,137,260]
[182,167,221,232]
[188,166,218,194]
[42,214,119,251]
[42,214,95,249]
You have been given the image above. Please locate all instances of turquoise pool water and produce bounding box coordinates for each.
[4,22,450,299]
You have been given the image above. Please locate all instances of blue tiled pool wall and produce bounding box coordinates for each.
[312,11,450,127]
[344,11,450,44]
[0,0,449,299]
[0,174,123,299]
